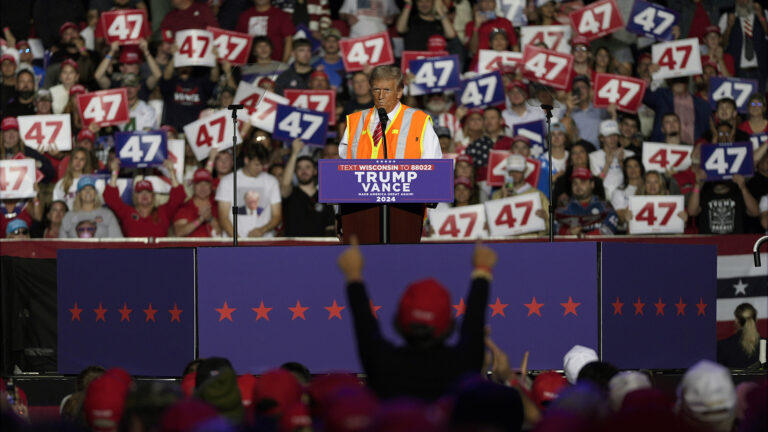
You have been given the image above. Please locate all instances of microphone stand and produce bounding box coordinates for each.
[228,104,244,247]
[541,104,555,243]
[378,108,390,244]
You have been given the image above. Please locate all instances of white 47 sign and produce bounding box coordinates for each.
[651,38,702,80]
[428,204,487,239]
[0,159,36,199]
[484,194,545,236]
[17,114,72,152]
[628,196,685,234]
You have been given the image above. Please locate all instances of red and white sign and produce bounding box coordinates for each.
[569,0,623,41]
[521,46,574,90]
[77,88,130,127]
[486,150,542,188]
[174,29,216,68]
[183,109,243,161]
[519,25,572,54]
[339,32,394,72]
[100,9,150,45]
[284,89,336,125]
[642,142,693,172]
[207,26,252,65]
[0,159,36,199]
[17,114,72,152]
[651,38,702,80]
[400,50,448,73]
[593,73,647,113]
[484,194,545,236]
[628,195,685,234]
[477,50,524,74]
[428,204,487,239]
[233,81,289,133]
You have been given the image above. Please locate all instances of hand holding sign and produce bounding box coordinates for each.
[628,196,685,234]
[428,204,487,239]
[708,77,759,113]
[593,73,646,113]
[651,38,702,80]
[174,29,215,68]
[626,0,679,41]
[115,130,168,168]
[569,0,624,41]
[183,109,243,161]
[207,27,252,65]
[273,105,329,146]
[100,9,150,45]
[700,142,754,180]
[17,114,72,153]
[77,88,130,127]
[233,81,288,133]
[457,71,505,108]
[284,89,336,125]
[521,46,573,90]
[0,159,36,199]
[477,50,523,74]
[484,194,546,236]
[340,32,394,72]
[642,142,692,172]
[519,25,572,54]
[408,55,461,96]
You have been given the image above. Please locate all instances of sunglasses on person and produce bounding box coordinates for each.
[574,46,589,52]
[751,101,764,107]
[18,48,30,54]
[11,228,29,235]
[76,226,96,234]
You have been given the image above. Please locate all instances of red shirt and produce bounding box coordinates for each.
[236,7,295,62]
[465,17,518,53]
[103,184,186,237]
[160,3,219,33]
[738,120,768,135]
[172,198,218,237]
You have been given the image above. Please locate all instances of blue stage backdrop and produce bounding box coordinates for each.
[197,243,599,374]
[601,243,717,369]
[58,249,195,376]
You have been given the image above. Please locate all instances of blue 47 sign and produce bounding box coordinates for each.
[708,77,759,113]
[456,71,505,108]
[115,130,167,168]
[273,104,329,146]
[408,55,461,96]
[512,120,546,158]
[751,133,768,151]
[626,0,679,41]
[701,142,753,180]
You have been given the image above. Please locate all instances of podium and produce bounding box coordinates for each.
[318,159,455,244]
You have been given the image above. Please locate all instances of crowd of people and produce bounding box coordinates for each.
[0,242,766,431]
[1,0,768,239]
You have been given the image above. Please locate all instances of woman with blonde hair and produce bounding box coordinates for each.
[717,303,765,368]
[53,148,94,209]
[59,177,122,238]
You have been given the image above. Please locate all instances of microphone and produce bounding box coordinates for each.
[377,107,388,126]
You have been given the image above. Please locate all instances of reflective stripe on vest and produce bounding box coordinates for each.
[346,105,430,159]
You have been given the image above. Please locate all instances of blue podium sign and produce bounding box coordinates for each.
[318,159,454,203]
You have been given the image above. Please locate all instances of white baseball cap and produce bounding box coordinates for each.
[609,371,652,411]
[677,360,736,425]
[599,119,620,136]
[506,154,526,172]
[563,345,599,384]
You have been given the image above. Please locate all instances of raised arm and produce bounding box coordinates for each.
[94,41,120,89]
[458,243,496,371]
[281,139,304,198]
[140,39,163,90]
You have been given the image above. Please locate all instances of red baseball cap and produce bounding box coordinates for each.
[59,22,78,35]
[396,278,452,337]
[310,70,329,81]
[532,371,568,409]
[252,369,303,416]
[62,58,79,72]
[704,25,720,36]
[161,28,174,44]
[454,176,473,189]
[16,40,30,49]
[456,154,473,166]
[69,84,87,96]
[571,167,592,180]
[135,179,154,193]
[427,35,447,52]
[83,375,128,432]
[572,35,590,47]
[1,117,19,131]
[506,80,528,92]
[511,135,531,146]
[119,46,142,64]
[0,54,16,65]
[193,168,213,184]
[77,128,95,143]
[465,107,484,118]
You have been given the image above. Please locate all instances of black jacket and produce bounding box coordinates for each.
[717,330,763,368]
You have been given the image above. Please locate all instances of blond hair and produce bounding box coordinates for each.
[735,303,759,356]
[73,187,102,211]
[61,148,95,197]
[370,65,404,90]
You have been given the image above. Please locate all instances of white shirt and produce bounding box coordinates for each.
[120,100,159,132]
[339,103,442,159]
[215,170,281,238]
[759,194,768,213]
[340,0,400,38]
[542,151,568,176]
[589,148,635,199]
[501,105,546,131]
[610,184,638,210]
[53,178,79,210]
[718,11,767,69]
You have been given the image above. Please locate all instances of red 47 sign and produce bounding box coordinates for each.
[207,27,252,65]
[521,46,573,90]
[477,49,523,74]
[17,114,72,152]
[284,89,336,125]
[183,110,243,161]
[593,73,647,113]
[233,80,289,133]
[569,0,624,41]
[651,38,702,80]
[428,204,487,239]
[486,150,542,188]
[484,194,546,236]
[100,9,150,45]
[0,159,36,199]
[174,29,216,68]
[628,195,685,234]
[641,142,692,172]
[340,32,394,72]
[77,88,130,127]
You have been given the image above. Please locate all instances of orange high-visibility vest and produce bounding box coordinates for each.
[345,104,432,159]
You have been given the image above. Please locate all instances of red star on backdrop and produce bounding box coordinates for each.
[118,303,132,322]
[169,303,183,322]
[633,297,645,316]
[325,300,345,320]
[560,296,580,316]
[69,302,83,321]
[144,303,157,322]
[675,297,687,316]
[654,297,666,316]
[489,297,509,318]
[696,298,707,316]
[289,300,309,320]
[612,297,624,316]
[252,301,272,321]
[524,296,544,317]
[369,300,382,319]
[453,298,466,317]
[216,301,236,322]
[94,303,107,322]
